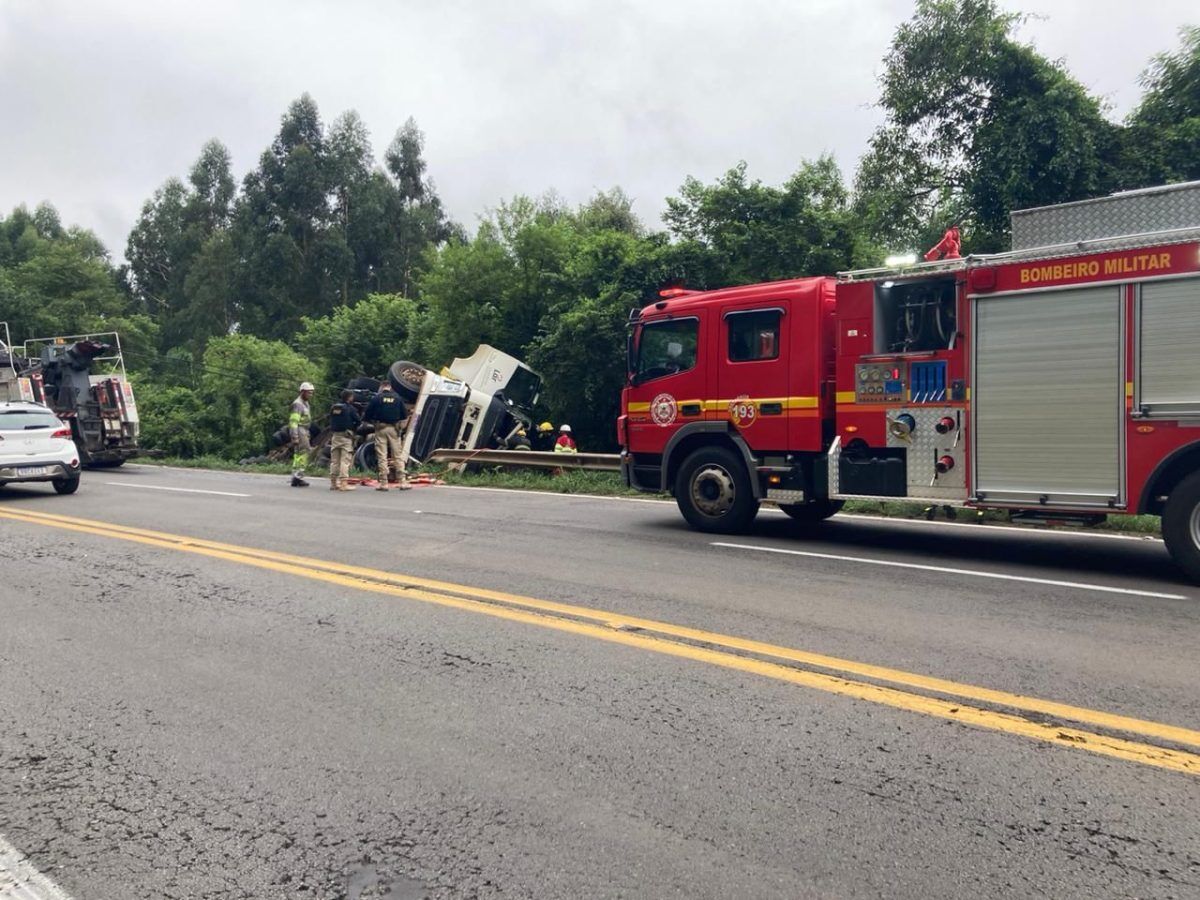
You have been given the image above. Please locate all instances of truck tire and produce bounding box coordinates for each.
[674,445,759,533]
[779,499,843,524]
[1161,470,1200,582]
[354,441,378,473]
[388,361,427,403]
[85,459,126,469]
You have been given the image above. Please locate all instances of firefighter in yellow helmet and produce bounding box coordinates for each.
[531,420,556,452]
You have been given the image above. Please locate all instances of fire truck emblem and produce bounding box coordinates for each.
[650,393,678,427]
[728,395,757,428]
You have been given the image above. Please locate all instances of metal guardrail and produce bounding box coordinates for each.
[426,448,621,472]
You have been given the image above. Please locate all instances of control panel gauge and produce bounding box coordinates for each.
[854,363,905,403]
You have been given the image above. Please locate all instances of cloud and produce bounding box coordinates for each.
[0,0,1193,259]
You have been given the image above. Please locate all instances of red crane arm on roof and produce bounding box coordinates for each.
[924,227,961,261]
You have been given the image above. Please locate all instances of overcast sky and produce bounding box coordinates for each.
[0,0,1194,259]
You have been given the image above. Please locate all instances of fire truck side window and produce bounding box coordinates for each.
[727,309,781,362]
[635,318,698,382]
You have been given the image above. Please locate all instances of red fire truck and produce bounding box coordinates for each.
[619,182,1200,580]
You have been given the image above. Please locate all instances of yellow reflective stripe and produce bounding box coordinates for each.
[835,391,856,404]
[707,396,819,410]
[1126,381,1134,398]
[630,396,818,413]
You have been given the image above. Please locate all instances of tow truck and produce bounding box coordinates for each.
[0,325,142,467]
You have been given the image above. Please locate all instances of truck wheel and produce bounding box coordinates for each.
[1161,470,1200,582]
[354,442,378,473]
[388,361,428,403]
[85,459,125,469]
[779,499,843,524]
[675,446,759,533]
[52,475,80,495]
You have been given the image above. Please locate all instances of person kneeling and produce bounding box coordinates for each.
[554,424,578,454]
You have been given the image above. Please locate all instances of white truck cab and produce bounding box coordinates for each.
[401,345,541,466]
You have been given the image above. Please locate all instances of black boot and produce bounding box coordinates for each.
[291,475,309,487]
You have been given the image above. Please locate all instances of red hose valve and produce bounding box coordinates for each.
[935,455,955,474]
[935,416,956,434]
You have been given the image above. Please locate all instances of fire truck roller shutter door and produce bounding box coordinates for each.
[1137,277,1200,416]
[972,285,1123,506]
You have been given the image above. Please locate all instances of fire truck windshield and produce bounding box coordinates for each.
[632,318,698,384]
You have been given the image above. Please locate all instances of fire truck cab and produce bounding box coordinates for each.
[621,277,839,523]
[619,181,1200,581]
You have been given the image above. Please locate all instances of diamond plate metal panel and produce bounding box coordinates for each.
[1011,182,1200,250]
[885,406,967,500]
[766,488,806,504]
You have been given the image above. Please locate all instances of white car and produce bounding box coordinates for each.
[0,401,81,494]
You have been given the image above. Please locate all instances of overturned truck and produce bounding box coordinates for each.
[312,344,541,474]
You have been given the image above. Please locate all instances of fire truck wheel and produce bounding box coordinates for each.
[778,499,844,524]
[675,446,759,533]
[1162,470,1200,582]
[52,475,80,495]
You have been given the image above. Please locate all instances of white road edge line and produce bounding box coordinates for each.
[712,541,1188,600]
[820,510,1162,543]
[125,465,1162,544]
[0,832,75,900]
[103,482,251,498]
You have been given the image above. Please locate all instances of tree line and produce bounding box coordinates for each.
[1,1,1196,457]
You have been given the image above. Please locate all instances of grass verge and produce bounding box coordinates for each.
[136,456,1162,534]
[434,465,642,496]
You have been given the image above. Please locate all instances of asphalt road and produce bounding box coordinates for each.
[1,465,1198,899]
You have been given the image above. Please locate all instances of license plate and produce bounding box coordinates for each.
[20,466,50,476]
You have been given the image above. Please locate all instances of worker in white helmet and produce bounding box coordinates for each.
[289,381,315,487]
[553,423,578,454]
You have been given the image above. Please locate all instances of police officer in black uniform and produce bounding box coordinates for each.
[364,384,410,491]
[327,389,361,491]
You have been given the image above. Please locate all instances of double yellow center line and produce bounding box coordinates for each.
[2,506,1197,776]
